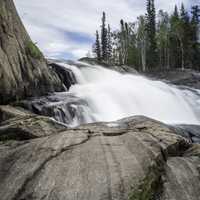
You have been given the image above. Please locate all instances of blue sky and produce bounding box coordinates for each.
[14,0,198,60]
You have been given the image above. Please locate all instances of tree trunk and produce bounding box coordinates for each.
[141,41,146,72]
[180,40,185,70]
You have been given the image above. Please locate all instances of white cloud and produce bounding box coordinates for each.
[14,0,193,59]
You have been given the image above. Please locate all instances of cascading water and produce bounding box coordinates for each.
[55,61,200,126]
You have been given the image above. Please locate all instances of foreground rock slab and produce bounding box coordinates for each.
[0,108,199,200]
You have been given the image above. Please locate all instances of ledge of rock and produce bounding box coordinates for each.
[0,106,199,200]
[146,69,200,89]
[0,105,67,141]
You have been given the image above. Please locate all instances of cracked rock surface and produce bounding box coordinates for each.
[0,106,200,200]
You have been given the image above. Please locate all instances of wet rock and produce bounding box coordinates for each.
[17,93,94,126]
[49,62,77,90]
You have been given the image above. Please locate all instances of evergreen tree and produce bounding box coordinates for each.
[145,0,157,70]
[174,5,179,18]
[93,30,101,61]
[107,24,112,63]
[101,12,108,61]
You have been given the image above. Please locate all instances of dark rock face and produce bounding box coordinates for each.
[49,62,77,90]
[0,106,200,200]
[0,0,64,104]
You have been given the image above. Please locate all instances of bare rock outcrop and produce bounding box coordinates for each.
[0,0,64,104]
[0,106,199,200]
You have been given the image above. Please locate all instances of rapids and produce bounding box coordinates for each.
[56,61,200,126]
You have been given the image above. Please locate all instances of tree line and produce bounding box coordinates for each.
[92,0,200,72]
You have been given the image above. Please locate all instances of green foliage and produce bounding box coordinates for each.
[145,0,158,70]
[25,41,43,59]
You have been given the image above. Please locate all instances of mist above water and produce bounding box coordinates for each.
[58,62,200,125]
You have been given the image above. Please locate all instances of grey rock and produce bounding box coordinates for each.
[0,105,31,122]
[0,109,199,200]
[146,69,200,89]
[161,156,200,200]
[0,106,66,140]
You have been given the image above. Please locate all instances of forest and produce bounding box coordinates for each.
[92,0,200,72]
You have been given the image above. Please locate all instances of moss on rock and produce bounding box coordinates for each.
[129,164,163,200]
[25,41,43,59]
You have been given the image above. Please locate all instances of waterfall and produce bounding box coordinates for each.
[54,61,200,126]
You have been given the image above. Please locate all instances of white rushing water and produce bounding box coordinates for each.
[58,62,200,125]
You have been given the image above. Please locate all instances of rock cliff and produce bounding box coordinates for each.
[0,0,64,104]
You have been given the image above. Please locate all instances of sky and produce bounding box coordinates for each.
[14,0,199,60]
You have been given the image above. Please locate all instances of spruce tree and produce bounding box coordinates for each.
[119,19,126,65]
[174,5,179,18]
[101,12,108,61]
[107,24,112,63]
[145,0,157,70]
[93,30,101,61]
